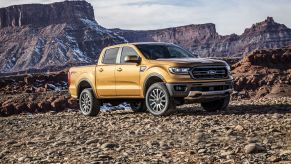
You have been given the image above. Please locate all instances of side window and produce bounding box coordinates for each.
[102,48,119,64]
[120,47,138,64]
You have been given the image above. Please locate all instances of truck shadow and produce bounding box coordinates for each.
[176,103,291,116]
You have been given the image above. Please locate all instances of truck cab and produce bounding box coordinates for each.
[69,42,233,116]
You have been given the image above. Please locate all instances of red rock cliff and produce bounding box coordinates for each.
[0,1,95,28]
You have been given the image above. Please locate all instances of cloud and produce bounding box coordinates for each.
[0,0,291,35]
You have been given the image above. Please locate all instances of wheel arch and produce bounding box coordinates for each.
[77,79,97,99]
[143,73,166,96]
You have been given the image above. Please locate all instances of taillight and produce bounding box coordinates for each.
[68,72,71,86]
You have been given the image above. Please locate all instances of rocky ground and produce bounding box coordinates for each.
[0,71,68,95]
[232,46,291,99]
[0,97,290,163]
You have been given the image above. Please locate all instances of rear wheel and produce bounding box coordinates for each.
[79,89,100,116]
[145,83,176,116]
[201,95,230,112]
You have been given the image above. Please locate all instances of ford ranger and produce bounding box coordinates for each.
[68,42,233,116]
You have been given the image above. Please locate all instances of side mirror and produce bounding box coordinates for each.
[124,55,141,63]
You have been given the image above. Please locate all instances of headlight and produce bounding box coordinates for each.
[169,67,191,74]
[226,64,231,72]
[225,63,232,78]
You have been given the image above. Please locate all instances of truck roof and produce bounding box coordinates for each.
[105,42,173,49]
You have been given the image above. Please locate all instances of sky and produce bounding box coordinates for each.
[1,0,291,35]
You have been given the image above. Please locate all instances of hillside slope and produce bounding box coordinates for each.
[112,17,291,57]
[0,1,126,75]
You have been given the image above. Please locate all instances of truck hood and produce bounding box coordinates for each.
[150,58,227,66]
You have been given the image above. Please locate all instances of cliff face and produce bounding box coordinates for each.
[112,17,291,57]
[0,1,126,75]
[0,1,95,28]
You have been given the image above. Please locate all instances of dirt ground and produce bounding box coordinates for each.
[0,97,290,163]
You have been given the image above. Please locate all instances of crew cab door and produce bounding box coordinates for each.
[115,46,141,96]
[95,47,119,97]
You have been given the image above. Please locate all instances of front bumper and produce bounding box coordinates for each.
[166,80,233,100]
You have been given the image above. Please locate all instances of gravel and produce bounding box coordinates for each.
[0,97,290,163]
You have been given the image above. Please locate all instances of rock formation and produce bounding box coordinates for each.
[1,0,291,75]
[112,17,291,57]
[0,1,126,75]
[0,1,95,28]
[232,46,291,98]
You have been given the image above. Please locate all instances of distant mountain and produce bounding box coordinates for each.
[112,17,291,57]
[1,1,291,75]
[0,1,126,75]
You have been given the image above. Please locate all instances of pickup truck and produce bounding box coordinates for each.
[68,42,233,116]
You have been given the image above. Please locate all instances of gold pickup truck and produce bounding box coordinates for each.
[68,42,233,116]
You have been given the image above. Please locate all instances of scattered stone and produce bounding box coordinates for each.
[101,143,119,149]
[267,156,281,162]
[220,150,234,156]
[280,150,291,156]
[6,140,17,145]
[244,143,266,154]
[0,97,290,163]
[18,156,26,162]
[198,149,206,153]
[85,139,99,145]
[234,125,244,131]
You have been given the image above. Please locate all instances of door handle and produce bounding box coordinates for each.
[99,68,103,72]
[117,68,122,72]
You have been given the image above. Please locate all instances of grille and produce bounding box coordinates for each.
[190,66,228,79]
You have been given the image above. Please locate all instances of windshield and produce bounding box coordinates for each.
[136,44,198,60]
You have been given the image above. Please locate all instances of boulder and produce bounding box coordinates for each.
[1,104,15,115]
[51,97,67,111]
[37,101,52,112]
[67,97,78,109]
[255,86,270,98]
[24,76,34,84]
[244,143,266,154]
[27,102,38,113]
[14,103,29,114]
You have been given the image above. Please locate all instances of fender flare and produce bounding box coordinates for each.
[76,78,98,99]
[143,73,166,95]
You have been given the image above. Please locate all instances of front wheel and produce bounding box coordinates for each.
[145,83,176,116]
[201,95,230,112]
[79,89,100,116]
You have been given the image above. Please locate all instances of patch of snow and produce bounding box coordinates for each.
[72,48,91,63]
[47,84,62,91]
[100,102,132,112]
[80,18,128,43]
[34,38,45,54]
[65,35,77,44]
[3,58,15,71]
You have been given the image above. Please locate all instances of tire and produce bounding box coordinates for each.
[79,88,100,116]
[201,95,230,112]
[145,82,176,116]
[131,101,147,112]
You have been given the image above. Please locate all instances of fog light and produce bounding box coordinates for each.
[174,85,187,91]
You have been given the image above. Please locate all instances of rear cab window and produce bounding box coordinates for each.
[102,48,119,64]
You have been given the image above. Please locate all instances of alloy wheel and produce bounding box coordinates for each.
[148,88,167,112]
[80,92,91,114]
